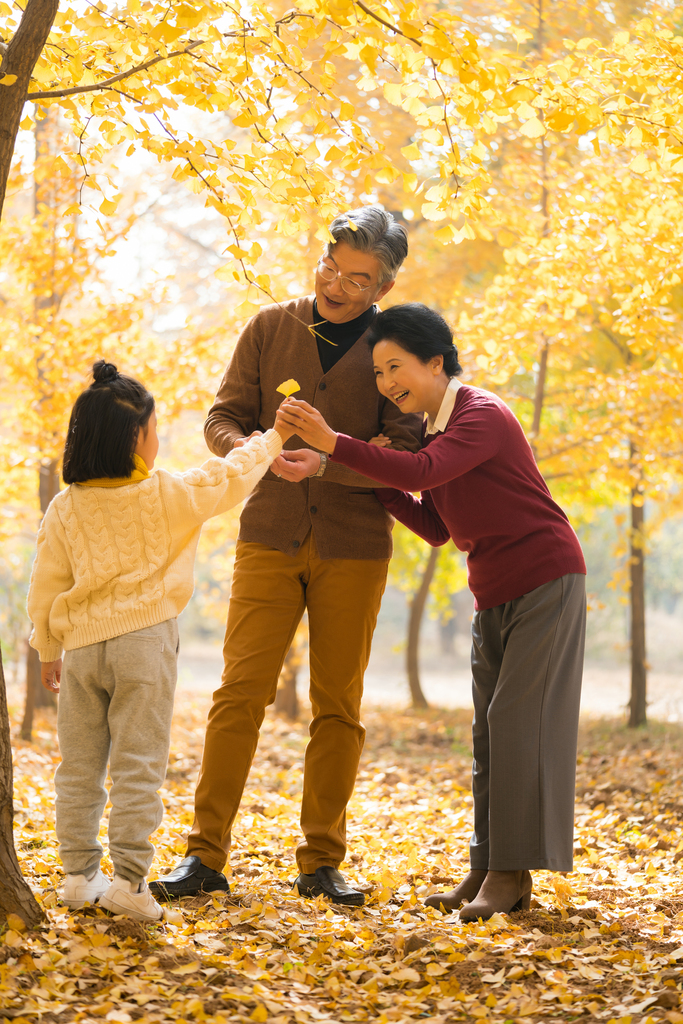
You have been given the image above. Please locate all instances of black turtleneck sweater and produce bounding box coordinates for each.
[313,301,377,374]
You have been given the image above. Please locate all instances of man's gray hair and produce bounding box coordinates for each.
[326,205,408,286]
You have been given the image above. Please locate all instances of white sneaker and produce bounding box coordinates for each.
[99,876,164,922]
[61,868,110,909]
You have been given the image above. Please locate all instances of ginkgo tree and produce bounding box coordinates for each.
[463,169,683,725]
[3,0,683,274]
[3,0,683,727]
[0,110,247,736]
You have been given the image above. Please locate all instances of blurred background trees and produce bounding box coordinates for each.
[2,0,683,725]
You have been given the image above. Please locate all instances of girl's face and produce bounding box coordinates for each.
[135,409,159,470]
[372,340,446,416]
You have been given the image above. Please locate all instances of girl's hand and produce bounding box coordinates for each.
[276,399,338,454]
[369,433,391,447]
[41,659,62,694]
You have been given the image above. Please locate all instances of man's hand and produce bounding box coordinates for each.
[233,430,263,449]
[41,659,62,694]
[369,433,391,447]
[276,399,338,454]
[272,449,322,482]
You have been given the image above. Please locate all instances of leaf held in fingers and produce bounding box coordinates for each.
[276,379,301,398]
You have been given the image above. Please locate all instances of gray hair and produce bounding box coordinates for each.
[326,205,408,286]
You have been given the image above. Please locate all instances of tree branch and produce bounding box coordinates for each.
[27,38,205,99]
[354,0,421,44]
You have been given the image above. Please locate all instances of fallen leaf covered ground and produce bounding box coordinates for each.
[3,688,683,1024]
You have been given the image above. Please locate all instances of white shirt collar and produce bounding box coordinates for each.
[425,377,463,435]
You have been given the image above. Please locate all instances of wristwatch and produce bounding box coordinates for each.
[313,453,328,477]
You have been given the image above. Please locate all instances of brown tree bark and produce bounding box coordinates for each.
[274,645,300,722]
[0,643,45,926]
[628,447,647,727]
[406,546,438,709]
[21,117,63,738]
[0,0,60,221]
[22,458,59,739]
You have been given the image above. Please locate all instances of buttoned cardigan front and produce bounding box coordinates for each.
[204,296,422,560]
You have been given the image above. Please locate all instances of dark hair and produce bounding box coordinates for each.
[62,360,155,484]
[366,303,462,376]
[327,205,408,285]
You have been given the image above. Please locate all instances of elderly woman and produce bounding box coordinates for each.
[276,303,586,921]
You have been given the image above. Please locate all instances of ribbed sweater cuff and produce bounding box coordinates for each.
[37,644,63,663]
[263,428,284,460]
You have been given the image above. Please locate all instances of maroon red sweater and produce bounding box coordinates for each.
[331,384,586,610]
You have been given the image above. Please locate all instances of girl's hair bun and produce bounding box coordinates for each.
[92,359,119,385]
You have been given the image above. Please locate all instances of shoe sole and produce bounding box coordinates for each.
[294,883,365,907]
[148,880,231,901]
[62,897,106,909]
[99,899,163,922]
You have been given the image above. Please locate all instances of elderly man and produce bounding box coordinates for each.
[150,206,420,906]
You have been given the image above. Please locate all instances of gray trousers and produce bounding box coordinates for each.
[56,620,178,885]
[469,574,586,872]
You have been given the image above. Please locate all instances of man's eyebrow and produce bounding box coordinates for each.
[327,253,372,280]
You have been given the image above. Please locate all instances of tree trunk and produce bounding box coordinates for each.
[35,461,59,710]
[0,642,45,926]
[628,471,647,727]
[406,546,438,709]
[0,0,60,221]
[22,458,59,739]
[274,645,300,721]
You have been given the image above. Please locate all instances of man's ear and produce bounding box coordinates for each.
[375,278,395,303]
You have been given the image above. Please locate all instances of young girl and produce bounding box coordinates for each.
[28,360,290,922]
[276,303,587,922]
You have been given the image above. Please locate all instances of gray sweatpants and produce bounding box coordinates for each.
[56,619,178,885]
[469,574,586,873]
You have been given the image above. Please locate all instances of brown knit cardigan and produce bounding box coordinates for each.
[204,296,422,559]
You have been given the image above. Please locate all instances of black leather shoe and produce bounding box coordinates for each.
[293,866,365,907]
[148,856,230,900]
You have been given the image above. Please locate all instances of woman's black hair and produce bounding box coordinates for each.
[62,360,155,484]
[366,303,462,377]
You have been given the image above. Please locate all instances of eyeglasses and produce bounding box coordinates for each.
[316,258,371,297]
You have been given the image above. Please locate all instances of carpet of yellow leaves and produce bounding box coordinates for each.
[3,690,683,1024]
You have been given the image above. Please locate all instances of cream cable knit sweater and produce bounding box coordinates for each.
[28,429,283,662]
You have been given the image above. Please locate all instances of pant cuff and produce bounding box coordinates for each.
[186,846,227,874]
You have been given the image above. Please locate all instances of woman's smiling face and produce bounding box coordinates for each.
[372,339,446,416]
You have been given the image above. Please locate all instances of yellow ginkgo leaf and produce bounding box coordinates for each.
[519,116,545,138]
[276,378,301,397]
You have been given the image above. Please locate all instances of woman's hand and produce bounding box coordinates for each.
[275,399,338,454]
[41,659,62,693]
[369,433,391,447]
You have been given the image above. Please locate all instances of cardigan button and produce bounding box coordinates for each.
[318,381,327,390]
[292,540,300,548]
[310,506,317,514]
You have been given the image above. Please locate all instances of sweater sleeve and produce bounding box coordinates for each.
[204,314,264,456]
[171,428,283,524]
[319,397,422,488]
[330,403,502,491]
[376,488,451,546]
[27,504,74,662]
